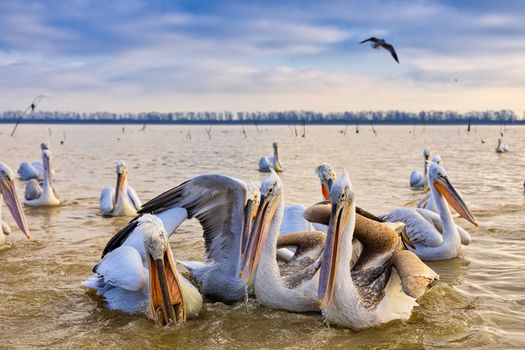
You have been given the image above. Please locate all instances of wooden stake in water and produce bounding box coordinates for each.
[10,95,49,137]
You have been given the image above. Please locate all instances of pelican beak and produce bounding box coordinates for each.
[321,178,333,201]
[239,193,278,285]
[400,226,415,249]
[147,246,186,327]
[114,172,125,205]
[240,198,258,259]
[1,177,30,239]
[434,175,478,226]
[318,200,351,312]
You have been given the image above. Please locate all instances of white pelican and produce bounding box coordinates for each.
[17,141,53,181]
[409,148,430,189]
[83,214,202,326]
[259,142,283,172]
[24,149,60,207]
[317,172,438,329]
[280,163,335,235]
[103,174,260,303]
[380,163,478,260]
[241,170,324,312]
[495,138,508,153]
[100,161,141,216]
[1,163,31,245]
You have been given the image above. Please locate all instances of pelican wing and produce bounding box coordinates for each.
[280,204,315,234]
[415,208,471,245]
[100,186,115,214]
[24,179,42,201]
[359,37,378,44]
[17,162,41,181]
[138,174,248,262]
[277,231,326,264]
[390,250,439,298]
[379,208,443,247]
[382,42,399,63]
[126,186,142,211]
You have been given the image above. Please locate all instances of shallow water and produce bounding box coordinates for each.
[0,124,524,349]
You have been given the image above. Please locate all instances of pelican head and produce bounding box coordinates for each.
[240,170,282,284]
[114,161,128,204]
[428,163,478,226]
[0,163,30,239]
[318,170,355,311]
[40,141,50,150]
[141,214,186,327]
[272,142,278,150]
[432,155,442,165]
[423,148,430,160]
[316,163,336,201]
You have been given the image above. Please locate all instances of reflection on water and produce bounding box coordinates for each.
[0,124,524,349]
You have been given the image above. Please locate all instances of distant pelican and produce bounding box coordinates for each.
[1,163,31,245]
[359,37,400,63]
[24,149,60,207]
[495,138,508,153]
[100,161,141,216]
[380,163,478,260]
[83,215,202,326]
[17,141,53,181]
[409,148,430,189]
[259,142,283,172]
[103,175,260,303]
[417,155,442,212]
[317,172,438,329]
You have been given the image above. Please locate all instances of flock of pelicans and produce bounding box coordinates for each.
[1,140,480,330]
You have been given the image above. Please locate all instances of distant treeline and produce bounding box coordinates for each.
[0,109,522,124]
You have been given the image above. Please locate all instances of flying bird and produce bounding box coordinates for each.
[359,37,399,63]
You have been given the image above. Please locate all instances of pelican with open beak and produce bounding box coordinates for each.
[0,162,31,244]
[318,171,438,329]
[82,214,202,326]
[380,162,478,260]
[100,161,141,216]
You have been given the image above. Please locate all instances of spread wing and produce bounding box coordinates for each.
[382,42,399,63]
[359,37,378,44]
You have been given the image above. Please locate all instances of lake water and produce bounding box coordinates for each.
[1,124,524,349]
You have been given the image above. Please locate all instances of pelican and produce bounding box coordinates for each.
[259,142,283,172]
[495,138,508,153]
[103,174,260,303]
[1,163,31,245]
[241,170,323,312]
[82,214,202,326]
[417,155,443,212]
[100,161,141,216]
[380,163,478,260]
[280,163,335,235]
[24,149,60,207]
[317,172,438,329]
[409,148,430,189]
[359,37,400,63]
[17,141,54,181]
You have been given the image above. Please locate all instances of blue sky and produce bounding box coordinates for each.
[0,0,524,113]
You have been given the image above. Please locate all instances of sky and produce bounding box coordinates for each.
[0,0,524,114]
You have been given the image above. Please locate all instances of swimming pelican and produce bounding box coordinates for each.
[17,141,53,181]
[409,148,430,189]
[380,163,478,260]
[495,138,508,153]
[83,214,202,326]
[100,161,141,216]
[259,142,283,172]
[24,149,60,207]
[317,172,438,329]
[280,163,335,235]
[241,170,323,312]
[103,174,260,303]
[1,163,31,245]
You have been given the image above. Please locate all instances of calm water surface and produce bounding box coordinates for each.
[0,124,524,349]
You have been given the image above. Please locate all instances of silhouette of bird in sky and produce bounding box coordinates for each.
[359,37,399,63]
